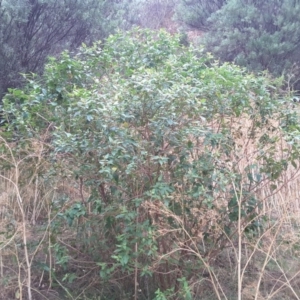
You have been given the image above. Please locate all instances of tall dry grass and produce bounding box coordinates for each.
[0,137,84,300]
[1,112,300,299]
[140,113,300,299]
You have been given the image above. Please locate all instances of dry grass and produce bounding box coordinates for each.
[139,112,300,299]
[2,112,300,299]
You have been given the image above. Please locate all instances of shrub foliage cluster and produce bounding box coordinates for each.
[1,29,300,298]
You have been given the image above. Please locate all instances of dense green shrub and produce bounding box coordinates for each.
[2,29,299,298]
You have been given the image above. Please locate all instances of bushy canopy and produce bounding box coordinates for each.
[2,29,300,298]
